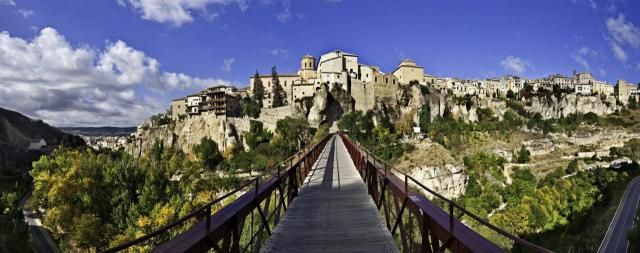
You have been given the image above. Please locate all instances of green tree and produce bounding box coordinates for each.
[516,145,531,163]
[193,137,223,170]
[244,121,272,150]
[629,95,638,110]
[418,105,431,132]
[242,97,261,118]
[252,71,265,104]
[506,89,516,99]
[271,66,286,107]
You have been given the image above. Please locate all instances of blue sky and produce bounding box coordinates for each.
[0,0,639,126]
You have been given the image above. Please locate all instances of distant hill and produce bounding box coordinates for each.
[0,107,84,171]
[61,127,136,137]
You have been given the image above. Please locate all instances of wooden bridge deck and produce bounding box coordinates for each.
[260,136,399,253]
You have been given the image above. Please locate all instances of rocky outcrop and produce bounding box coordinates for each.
[127,114,242,156]
[526,94,619,119]
[308,86,328,127]
[409,164,467,199]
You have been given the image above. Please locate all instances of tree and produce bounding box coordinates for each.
[516,145,531,163]
[629,95,638,110]
[418,105,431,132]
[506,89,516,99]
[271,66,286,107]
[193,137,223,170]
[242,97,261,118]
[245,121,272,150]
[252,71,265,105]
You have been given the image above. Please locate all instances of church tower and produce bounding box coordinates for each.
[298,54,317,81]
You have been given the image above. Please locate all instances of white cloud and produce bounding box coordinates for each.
[269,48,288,57]
[0,27,233,126]
[572,0,597,9]
[0,0,15,6]
[636,63,640,71]
[118,0,249,27]
[220,58,235,73]
[500,56,528,75]
[607,14,640,48]
[276,0,292,23]
[599,68,606,77]
[572,46,596,70]
[606,14,640,62]
[17,9,34,17]
[610,41,628,61]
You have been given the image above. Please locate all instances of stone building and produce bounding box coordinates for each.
[616,80,638,104]
[392,59,426,85]
[170,97,187,120]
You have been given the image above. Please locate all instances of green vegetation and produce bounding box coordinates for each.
[337,110,413,162]
[150,113,171,126]
[252,71,265,104]
[192,137,223,170]
[242,97,261,118]
[515,145,530,163]
[271,66,286,107]
[28,115,319,252]
[458,149,638,251]
[0,172,32,253]
[420,104,522,150]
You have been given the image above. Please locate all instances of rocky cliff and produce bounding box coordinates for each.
[526,94,619,119]
[409,164,468,199]
[127,114,243,157]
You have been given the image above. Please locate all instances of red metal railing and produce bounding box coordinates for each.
[102,134,332,253]
[339,133,553,253]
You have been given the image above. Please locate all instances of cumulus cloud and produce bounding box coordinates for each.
[500,56,528,75]
[17,9,34,17]
[606,14,640,62]
[220,58,235,73]
[572,46,597,70]
[118,0,249,26]
[0,27,232,126]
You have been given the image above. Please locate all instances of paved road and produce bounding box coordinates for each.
[19,191,59,253]
[261,136,399,253]
[599,176,640,253]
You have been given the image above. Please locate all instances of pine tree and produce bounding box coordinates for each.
[252,71,265,105]
[271,66,286,107]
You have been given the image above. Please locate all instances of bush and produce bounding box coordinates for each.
[193,137,223,170]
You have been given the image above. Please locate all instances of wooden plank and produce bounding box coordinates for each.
[260,136,399,253]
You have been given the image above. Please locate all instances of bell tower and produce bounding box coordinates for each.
[298,54,317,81]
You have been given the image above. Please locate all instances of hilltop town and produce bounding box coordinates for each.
[160,49,638,139]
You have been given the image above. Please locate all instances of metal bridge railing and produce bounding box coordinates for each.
[339,133,553,253]
[103,134,333,253]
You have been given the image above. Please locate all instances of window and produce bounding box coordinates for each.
[337,74,340,78]
[385,78,388,83]
[375,77,378,82]
[366,74,369,78]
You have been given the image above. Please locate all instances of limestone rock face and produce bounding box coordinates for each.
[527,94,618,119]
[308,86,328,127]
[409,164,467,199]
[127,114,242,156]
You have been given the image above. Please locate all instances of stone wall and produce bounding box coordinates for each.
[351,79,376,112]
